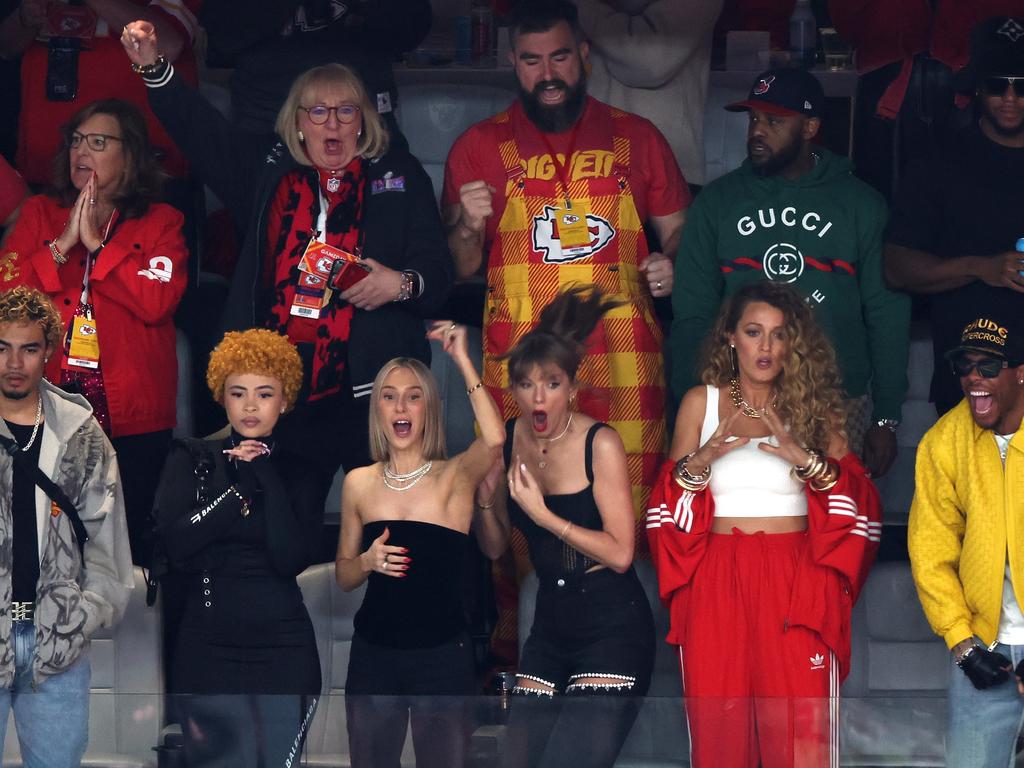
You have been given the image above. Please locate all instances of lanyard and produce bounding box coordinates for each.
[539,119,582,208]
[78,210,119,315]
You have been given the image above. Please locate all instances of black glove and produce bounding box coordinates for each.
[958,645,1011,690]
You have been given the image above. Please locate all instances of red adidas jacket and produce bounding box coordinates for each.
[1,195,187,438]
[646,452,882,681]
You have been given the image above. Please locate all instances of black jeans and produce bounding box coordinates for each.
[506,568,655,768]
[112,429,172,567]
[345,632,476,768]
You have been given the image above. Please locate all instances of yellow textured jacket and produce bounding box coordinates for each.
[908,400,1024,649]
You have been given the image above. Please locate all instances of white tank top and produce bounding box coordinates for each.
[699,385,807,518]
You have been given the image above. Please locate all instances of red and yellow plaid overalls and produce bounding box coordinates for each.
[483,103,667,517]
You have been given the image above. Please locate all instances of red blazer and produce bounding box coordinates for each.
[646,452,882,682]
[1,195,187,438]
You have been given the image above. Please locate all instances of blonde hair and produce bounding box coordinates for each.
[700,282,845,452]
[206,329,303,410]
[0,286,63,349]
[368,358,446,463]
[276,63,389,165]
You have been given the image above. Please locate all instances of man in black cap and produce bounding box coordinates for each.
[886,15,1024,416]
[671,67,909,478]
[909,310,1024,768]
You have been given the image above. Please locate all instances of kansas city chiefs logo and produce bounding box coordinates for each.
[753,76,775,95]
[531,205,616,264]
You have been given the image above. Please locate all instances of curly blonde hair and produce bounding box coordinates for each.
[0,286,64,349]
[206,330,303,410]
[699,282,845,452]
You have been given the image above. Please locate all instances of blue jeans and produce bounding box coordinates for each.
[0,620,90,767]
[947,641,1024,768]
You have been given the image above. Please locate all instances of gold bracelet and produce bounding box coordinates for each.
[48,241,67,265]
[466,381,483,396]
[672,452,711,491]
[809,459,840,492]
[558,520,573,540]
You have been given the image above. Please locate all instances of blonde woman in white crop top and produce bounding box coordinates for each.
[650,281,882,768]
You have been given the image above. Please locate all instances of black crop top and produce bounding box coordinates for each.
[353,519,469,649]
[504,419,606,582]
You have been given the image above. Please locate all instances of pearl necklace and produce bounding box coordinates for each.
[729,377,777,419]
[382,460,433,491]
[536,413,573,470]
[14,397,43,452]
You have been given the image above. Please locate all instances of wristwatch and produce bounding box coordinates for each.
[875,419,899,433]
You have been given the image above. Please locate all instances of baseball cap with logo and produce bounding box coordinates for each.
[725,68,825,118]
[944,313,1024,365]
[954,16,1024,93]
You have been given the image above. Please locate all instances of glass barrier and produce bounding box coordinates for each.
[0,693,954,767]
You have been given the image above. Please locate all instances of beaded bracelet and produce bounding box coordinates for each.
[131,55,167,76]
[49,241,67,265]
[466,381,483,396]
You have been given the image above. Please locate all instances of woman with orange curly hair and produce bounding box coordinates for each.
[152,328,321,767]
[647,282,882,767]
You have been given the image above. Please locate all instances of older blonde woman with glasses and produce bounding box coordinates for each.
[121,20,454,493]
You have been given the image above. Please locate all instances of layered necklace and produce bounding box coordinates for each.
[13,396,43,452]
[383,460,433,491]
[536,413,573,470]
[729,377,777,419]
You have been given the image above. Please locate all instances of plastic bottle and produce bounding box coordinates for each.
[471,0,494,68]
[1016,237,1024,277]
[789,0,817,69]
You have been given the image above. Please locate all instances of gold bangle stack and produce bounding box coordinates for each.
[791,449,840,492]
[672,452,711,491]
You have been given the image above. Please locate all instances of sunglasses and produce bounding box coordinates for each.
[950,356,1009,378]
[982,76,1024,97]
[68,132,122,151]
[298,104,361,125]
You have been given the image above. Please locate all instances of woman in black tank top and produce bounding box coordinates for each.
[334,321,504,768]
[474,287,656,768]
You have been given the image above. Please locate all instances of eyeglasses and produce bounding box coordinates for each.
[68,132,122,151]
[298,104,361,125]
[982,76,1024,97]
[950,355,1009,378]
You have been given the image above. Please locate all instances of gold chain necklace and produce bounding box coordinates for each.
[729,377,777,419]
[536,413,573,470]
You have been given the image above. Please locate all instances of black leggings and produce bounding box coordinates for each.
[505,568,655,768]
[345,632,476,768]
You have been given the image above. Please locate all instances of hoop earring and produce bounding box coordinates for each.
[298,130,305,142]
[729,344,738,378]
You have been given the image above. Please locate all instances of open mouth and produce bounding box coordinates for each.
[968,390,994,417]
[756,356,774,369]
[531,410,548,433]
[393,419,412,438]
[323,138,342,154]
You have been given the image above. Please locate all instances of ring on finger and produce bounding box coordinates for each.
[656,280,663,290]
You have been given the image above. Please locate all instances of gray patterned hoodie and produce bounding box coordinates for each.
[0,379,132,686]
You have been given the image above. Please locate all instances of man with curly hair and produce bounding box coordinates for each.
[0,286,132,766]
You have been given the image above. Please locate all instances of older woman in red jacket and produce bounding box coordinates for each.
[1,98,187,567]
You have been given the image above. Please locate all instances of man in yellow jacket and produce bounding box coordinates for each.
[909,311,1024,768]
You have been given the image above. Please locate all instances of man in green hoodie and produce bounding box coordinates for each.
[671,68,910,478]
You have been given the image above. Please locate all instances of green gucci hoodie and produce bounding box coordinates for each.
[671,149,909,422]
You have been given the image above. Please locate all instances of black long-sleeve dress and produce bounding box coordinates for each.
[153,432,322,766]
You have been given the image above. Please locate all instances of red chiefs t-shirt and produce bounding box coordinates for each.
[442,97,690,253]
[16,0,201,186]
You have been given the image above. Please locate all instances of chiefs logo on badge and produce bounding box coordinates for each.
[753,76,775,95]
[531,205,616,264]
[78,323,97,336]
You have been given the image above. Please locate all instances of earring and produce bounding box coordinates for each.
[298,130,305,142]
[729,344,738,378]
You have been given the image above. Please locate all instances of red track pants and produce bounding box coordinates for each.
[678,530,839,768]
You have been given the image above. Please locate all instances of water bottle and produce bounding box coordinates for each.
[1016,237,1024,276]
[789,0,817,69]
[471,0,494,68]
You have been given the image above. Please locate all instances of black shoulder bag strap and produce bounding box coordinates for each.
[0,434,89,558]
